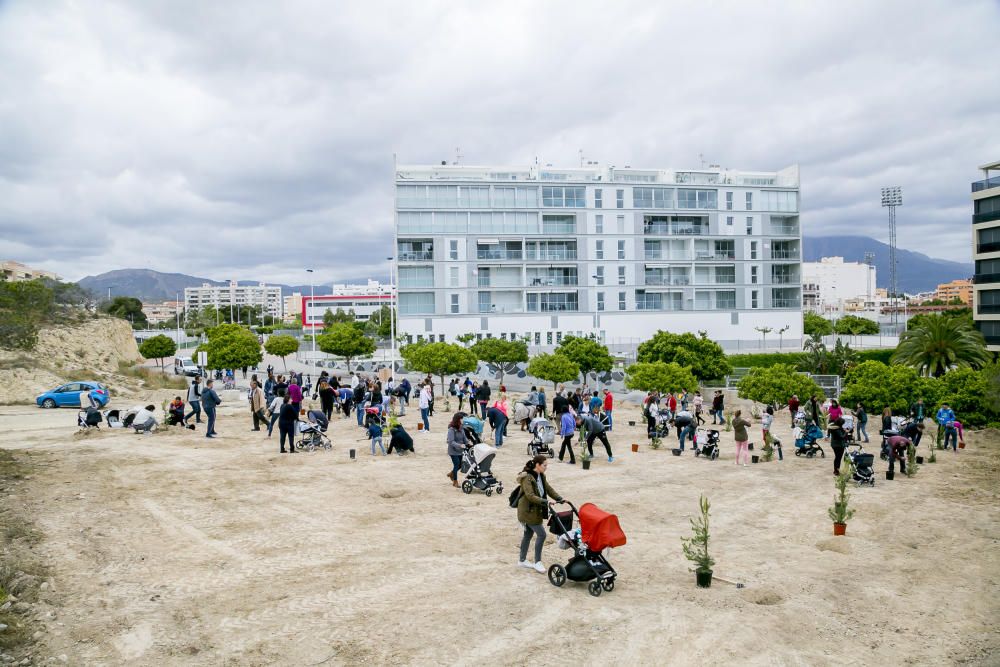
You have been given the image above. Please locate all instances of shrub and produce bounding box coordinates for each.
[636,331,731,382]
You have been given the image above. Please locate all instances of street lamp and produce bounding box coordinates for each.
[306,269,315,354]
[387,257,395,375]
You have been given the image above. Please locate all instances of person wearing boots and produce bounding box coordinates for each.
[446,413,468,487]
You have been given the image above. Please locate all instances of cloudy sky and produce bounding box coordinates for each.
[1,0,998,285]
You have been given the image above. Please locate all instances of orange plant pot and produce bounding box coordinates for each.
[833,522,847,536]
[631,443,639,453]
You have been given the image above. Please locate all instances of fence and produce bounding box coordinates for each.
[725,368,842,398]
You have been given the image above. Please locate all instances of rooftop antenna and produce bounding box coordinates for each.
[455,147,463,165]
[699,153,706,168]
[579,148,584,167]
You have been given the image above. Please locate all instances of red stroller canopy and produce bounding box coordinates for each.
[579,503,627,552]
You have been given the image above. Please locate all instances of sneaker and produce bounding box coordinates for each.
[518,560,533,569]
[533,562,546,573]
[607,457,614,463]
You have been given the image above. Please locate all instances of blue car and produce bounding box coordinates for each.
[36,381,110,409]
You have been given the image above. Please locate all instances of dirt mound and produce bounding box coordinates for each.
[0,316,142,405]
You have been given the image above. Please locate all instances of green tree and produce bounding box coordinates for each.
[737,364,825,409]
[839,361,940,415]
[797,335,830,374]
[455,332,476,347]
[834,315,879,336]
[0,279,55,350]
[636,330,731,382]
[804,311,833,337]
[625,361,698,394]
[556,335,613,384]
[317,322,376,372]
[906,308,973,331]
[264,334,300,371]
[362,305,395,338]
[323,307,364,332]
[197,324,262,370]
[893,315,990,377]
[101,296,148,328]
[403,342,478,409]
[527,353,580,389]
[828,338,859,377]
[138,334,177,370]
[470,337,529,382]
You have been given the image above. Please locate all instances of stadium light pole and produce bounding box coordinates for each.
[387,256,395,375]
[306,269,315,354]
[880,186,903,332]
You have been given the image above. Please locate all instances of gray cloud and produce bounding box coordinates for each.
[0,0,997,285]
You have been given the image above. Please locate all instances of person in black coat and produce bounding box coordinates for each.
[386,425,414,455]
[552,386,569,416]
[278,396,298,453]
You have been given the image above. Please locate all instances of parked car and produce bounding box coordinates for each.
[36,382,110,409]
[173,357,201,377]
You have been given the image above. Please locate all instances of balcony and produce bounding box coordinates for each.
[399,251,433,261]
[974,210,1000,224]
[772,298,800,308]
[769,225,799,236]
[541,222,577,234]
[526,250,577,261]
[527,277,578,287]
[476,249,523,260]
[771,251,800,260]
[972,176,1000,192]
[978,242,1000,254]
[644,276,691,286]
[695,252,735,261]
[974,273,1000,284]
[978,304,1000,315]
[636,300,684,311]
[643,222,708,235]
[771,275,799,284]
[644,252,693,261]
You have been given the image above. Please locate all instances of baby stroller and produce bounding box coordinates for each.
[460,442,503,496]
[77,407,102,429]
[103,409,124,429]
[364,404,386,429]
[693,429,720,460]
[793,422,826,458]
[297,412,333,451]
[462,415,484,445]
[841,414,856,446]
[648,410,671,438]
[846,444,875,487]
[547,501,626,597]
[527,417,555,458]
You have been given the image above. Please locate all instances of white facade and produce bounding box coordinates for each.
[184,281,283,319]
[801,257,876,313]
[394,163,803,346]
[303,281,393,330]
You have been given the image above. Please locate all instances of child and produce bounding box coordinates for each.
[368,421,386,456]
[168,396,185,426]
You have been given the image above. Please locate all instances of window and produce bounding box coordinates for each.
[617,215,625,233]
[760,190,797,212]
[597,292,605,311]
[595,240,604,260]
[726,192,733,210]
[616,189,624,208]
[618,291,626,311]
[717,290,737,309]
[751,290,759,309]
[978,226,1000,252]
[617,240,626,260]
[618,266,626,285]
[398,266,434,288]
[750,241,758,260]
[746,217,753,235]
[448,266,459,287]
[676,189,718,209]
[492,186,539,208]
[534,332,541,345]
[746,192,753,210]
[750,265,758,284]
[727,216,734,226]
[449,239,458,260]
[450,294,459,314]
[542,186,586,207]
[595,214,604,234]
[595,188,603,208]
[632,187,674,209]
[527,292,579,312]
[979,289,1000,314]
[546,331,553,345]
[399,292,434,315]
[595,266,605,286]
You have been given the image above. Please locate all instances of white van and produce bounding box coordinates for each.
[173,357,201,377]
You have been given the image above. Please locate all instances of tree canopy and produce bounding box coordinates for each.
[138,334,177,370]
[317,322,376,372]
[737,364,825,409]
[839,360,939,415]
[264,334,300,371]
[833,315,879,335]
[906,308,973,331]
[803,311,834,337]
[403,342,477,398]
[197,324,262,370]
[470,337,528,381]
[527,353,580,389]
[101,296,147,328]
[624,361,698,394]
[555,335,613,383]
[892,315,990,377]
[636,330,731,381]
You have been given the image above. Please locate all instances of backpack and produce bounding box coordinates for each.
[508,484,522,509]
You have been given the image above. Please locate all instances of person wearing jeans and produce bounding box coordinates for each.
[267,391,283,437]
[446,414,467,487]
[185,376,203,425]
[578,415,614,462]
[202,379,222,438]
[515,456,564,573]
[732,410,751,466]
[828,416,848,476]
[674,410,693,450]
[419,383,432,432]
[488,406,507,447]
[557,410,576,464]
[855,403,869,443]
[602,389,614,431]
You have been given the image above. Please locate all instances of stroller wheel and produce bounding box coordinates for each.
[496,485,503,495]
[547,564,567,587]
[587,580,603,597]
[820,451,825,458]
[711,450,719,461]
[601,577,615,592]
[461,480,473,494]
[485,488,493,497]
[694,449,700,457]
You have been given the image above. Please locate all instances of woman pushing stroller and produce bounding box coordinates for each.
[516,455,565,573]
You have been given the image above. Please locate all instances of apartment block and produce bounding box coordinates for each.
[184,281,283,319]
[302,281,393,330]
[394,163,802,346]
[973,159,1000,351]
[1,260,60,282]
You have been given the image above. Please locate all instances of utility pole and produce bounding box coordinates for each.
[306,269,315,354]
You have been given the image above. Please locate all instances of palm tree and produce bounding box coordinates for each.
[798,334,830,374]
[892,315,990,377]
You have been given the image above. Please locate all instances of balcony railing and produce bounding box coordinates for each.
[694,278,736,285]
[643,223,708,235]
[478,278,523,288]
[772,299,800,308]
[972,175,1000,192]
[636,300,685,311]
[771,275,799,284]
[974,273,1000,284]
[527,277,578,287]
[770,225,799,235]
[476,250,523,260]
[644,276,691,286]
[527,304,579,313]
[693,301,737,310]
[398,251,433,261]
[695,252,735,261]
[644,253,693,261]
[978,304,1000,315]
[526,250,577,261]
[978,242,1000,254]
[771,251,800,260]
[973,210,1000,224]
[477,305,525,314]
[541,223,576,234]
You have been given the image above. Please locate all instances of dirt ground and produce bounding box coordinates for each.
[1,392,998,666]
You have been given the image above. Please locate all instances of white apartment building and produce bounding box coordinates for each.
[801,256,877,313]
[394,163,803,347]
[184,281,283,319]
[142,300,184,325]
[973,159,1000,351]
[302,280,393,330]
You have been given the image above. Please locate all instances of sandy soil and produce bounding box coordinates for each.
[1,392,998,666]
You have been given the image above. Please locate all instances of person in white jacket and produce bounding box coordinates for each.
[419,383,432,432]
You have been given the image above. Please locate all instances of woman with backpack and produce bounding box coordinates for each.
[513,455,565,573]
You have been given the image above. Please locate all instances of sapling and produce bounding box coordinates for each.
[906,441,919,477]
[681,495,715,574]
[723,412,732,432]
[650,435,662,450]
[828,468,855,527]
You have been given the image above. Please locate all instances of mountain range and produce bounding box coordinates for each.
[77,235,971,302]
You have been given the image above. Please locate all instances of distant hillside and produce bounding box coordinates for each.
[802,235,972,294]
[77,269,387,303]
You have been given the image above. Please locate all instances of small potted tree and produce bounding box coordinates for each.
[649,435,662,451]
[828,469,855,536]
[579,426,592,470]
[906,441,919,477]
[681,495,715,588]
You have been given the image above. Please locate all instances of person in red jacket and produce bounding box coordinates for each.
[602,389,614,431]
[668,392,677,414]
[886,434,910,475]
[788,394,800,429]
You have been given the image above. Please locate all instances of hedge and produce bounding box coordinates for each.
[726,348,895,371]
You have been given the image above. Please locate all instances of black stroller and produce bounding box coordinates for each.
[547,501,625,597]
[693,429,720,460]
[77,407,102,429]
[846,443,876,487]
[648,410,671,439]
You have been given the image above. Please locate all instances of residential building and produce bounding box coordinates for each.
[142,300,184,325]
[283,292,303,324]
[394,162,802,346]
[801,257,877,313]
[973,159,1000,351]
[1,260,60,282]
[302,280,393,330]
[183,281,283,319]
[933,278,972,304]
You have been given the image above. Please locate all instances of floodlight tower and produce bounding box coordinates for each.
[880,186,903,331]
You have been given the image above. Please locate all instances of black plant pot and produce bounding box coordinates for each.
[349,448,356,460]
[582,459,591,470]
[751,455,760,464]
[696,570,713,588]
[885,470,894,480]
[628,420,636,426]
[671,449,682,456]
[916,456,924,464]
[748,443,754,451]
